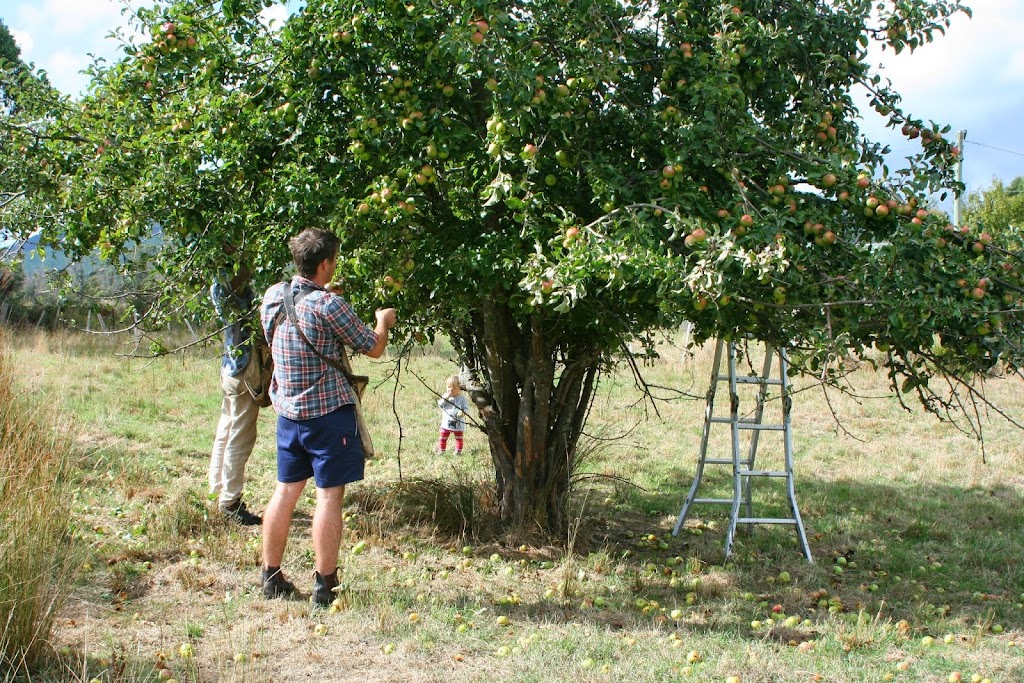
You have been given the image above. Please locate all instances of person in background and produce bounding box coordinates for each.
[436,374,470,455]
[259,227,396,606]
[208,265,263,526]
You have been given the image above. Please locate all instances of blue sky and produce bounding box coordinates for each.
[3,0,1023,209]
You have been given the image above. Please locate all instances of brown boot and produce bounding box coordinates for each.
[262,566,295,599]
[311,569,339,607]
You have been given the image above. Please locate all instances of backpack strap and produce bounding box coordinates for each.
[281,281,368,388]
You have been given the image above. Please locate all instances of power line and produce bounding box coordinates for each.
[964,140,1024,159]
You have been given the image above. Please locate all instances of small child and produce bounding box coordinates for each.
[437,374,470,455]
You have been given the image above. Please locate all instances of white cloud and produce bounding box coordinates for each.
[1001,50,1024,83]
[10,29,33,55]
[46,49,91,83]
[259,5,290,31]
[872,0,1024,116]
[860,0,1024,196]
[7,0,145,95]
[17,0,128,41]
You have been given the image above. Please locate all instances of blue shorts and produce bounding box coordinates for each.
[276,405,364,489]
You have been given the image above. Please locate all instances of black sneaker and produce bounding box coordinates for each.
[262,566,296,599]
[311,569,339,608]
[223,499,262,526]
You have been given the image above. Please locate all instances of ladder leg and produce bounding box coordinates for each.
[673,339,725,536]
[724,342,743,559]
[741,345,774,531]
[780,348,814,562]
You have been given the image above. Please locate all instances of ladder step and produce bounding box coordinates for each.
[703,458,750,465]
[708,418,785,431]
[736,517,799,525]
[692,497,734,505]
[716,375,784,385]
[738,470,789,478]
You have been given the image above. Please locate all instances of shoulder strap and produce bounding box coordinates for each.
[281,281,363,385]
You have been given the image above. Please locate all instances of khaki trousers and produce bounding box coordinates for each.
[208,371,260,508]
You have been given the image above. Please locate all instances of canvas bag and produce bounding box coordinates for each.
[241,336,274,408]
[281,283,374,457]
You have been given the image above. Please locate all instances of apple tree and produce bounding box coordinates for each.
[963,176,1024,235]
[3,0,1023,533]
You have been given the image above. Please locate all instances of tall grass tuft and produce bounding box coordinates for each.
[0,330,76,676]
[351,477,485,538]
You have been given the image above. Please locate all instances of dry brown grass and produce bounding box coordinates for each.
[0,330,77,676]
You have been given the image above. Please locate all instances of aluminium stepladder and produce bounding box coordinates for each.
[672,338,813,562]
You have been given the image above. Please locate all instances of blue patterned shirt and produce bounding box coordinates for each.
[261,276,378,420]
[211,278,256,378]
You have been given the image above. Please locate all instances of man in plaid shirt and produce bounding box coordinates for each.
[259,228,396,606]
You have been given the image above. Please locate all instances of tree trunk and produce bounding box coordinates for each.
[464,295,599,535]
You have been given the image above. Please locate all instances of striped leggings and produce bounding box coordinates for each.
[438,428,464,453]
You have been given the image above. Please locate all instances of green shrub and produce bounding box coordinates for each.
[0,330,76,674]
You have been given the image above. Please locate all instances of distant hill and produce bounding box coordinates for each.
[1,227,163,278]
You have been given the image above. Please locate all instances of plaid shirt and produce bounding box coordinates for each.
[261,276,378,421]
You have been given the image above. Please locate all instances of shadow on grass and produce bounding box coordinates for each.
[355,471,1023,635]
[584,471,1024,628]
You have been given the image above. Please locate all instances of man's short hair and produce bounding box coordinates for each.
[289,228,340,279]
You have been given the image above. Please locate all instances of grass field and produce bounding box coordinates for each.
[4,328,1023,683]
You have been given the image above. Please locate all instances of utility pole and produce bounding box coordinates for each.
[952,129,966,226]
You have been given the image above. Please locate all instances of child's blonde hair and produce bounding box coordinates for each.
[445,374,461,390]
